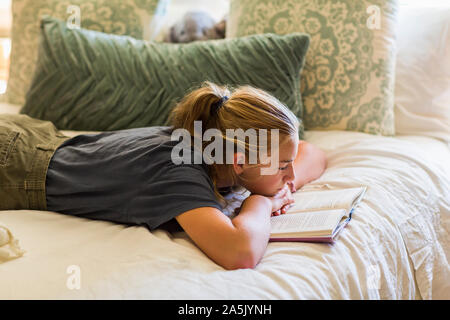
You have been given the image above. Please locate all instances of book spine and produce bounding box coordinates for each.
[269,237,333,243]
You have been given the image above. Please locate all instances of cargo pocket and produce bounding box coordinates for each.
[0,130,20,167]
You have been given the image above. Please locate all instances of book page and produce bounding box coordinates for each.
[288,187,366,213]
[270,209,346,236]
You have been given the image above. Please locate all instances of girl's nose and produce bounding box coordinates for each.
[284,164,296,183]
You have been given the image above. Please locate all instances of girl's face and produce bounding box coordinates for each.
[235,136,299,197]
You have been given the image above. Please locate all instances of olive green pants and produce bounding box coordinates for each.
[0,114,70,210]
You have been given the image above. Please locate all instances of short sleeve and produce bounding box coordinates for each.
[125,164,223,230]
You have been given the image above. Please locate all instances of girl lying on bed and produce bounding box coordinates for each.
[0,82,327,270]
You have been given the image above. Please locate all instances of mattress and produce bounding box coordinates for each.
[0,102,449,299]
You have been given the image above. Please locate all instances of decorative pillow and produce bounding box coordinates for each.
[394,6,450,146]
[227,0,399,136]
[6,0,159,106]
[20,17,310,136]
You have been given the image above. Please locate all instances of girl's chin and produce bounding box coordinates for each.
[247,185,282,197]
[266,189,283,197]
[249,190,276,197]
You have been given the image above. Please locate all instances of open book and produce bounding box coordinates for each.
[270,186,367,243]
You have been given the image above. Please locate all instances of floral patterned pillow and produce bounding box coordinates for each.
[227,0,398,136]
[7,0,159,106]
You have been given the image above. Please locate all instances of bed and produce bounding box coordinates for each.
[1,102,449,300]
[1,0,450,301]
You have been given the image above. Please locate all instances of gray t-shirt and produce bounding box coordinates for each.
[45,126,223,230]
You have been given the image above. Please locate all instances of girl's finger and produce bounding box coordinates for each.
[277,187,288,198]
[287,181,296,193]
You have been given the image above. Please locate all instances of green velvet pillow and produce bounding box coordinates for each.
[20,16,310,137]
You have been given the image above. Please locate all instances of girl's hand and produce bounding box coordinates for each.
[267,185,295,216]
[271,203,292,216]
[234,184,296,217]
[270,181,297,216]
[270,181,296,216]
[287,181,296,193]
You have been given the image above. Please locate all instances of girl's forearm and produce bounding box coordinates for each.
[293,141,328,190]
[231,195,272,268]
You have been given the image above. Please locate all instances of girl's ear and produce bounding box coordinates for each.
[232,152,245,175]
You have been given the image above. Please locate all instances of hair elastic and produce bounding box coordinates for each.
[210,95,229,115]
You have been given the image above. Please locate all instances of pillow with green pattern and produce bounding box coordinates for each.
[20,16,310,137]
[7,0,159,106]
[227,0,398,136]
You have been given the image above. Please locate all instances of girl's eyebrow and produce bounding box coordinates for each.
[280,159,293,163]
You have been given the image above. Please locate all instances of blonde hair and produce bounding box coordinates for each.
[168,81,300,205]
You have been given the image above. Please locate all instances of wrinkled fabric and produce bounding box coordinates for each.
[0,114,70,211]
[0,221,25,263]
[46,126,223,230]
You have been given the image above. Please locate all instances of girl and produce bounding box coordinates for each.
[0,82,327,270]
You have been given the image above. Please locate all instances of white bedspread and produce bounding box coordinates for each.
[0,103,449,299]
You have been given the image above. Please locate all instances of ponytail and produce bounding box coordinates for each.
[169,82,232,138]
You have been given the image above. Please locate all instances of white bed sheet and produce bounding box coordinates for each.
[0,103,449,299]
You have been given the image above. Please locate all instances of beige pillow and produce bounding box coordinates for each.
[394,6,450,146]
[227,0,398,136]
[6,0,159,106]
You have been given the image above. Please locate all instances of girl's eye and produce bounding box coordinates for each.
[279,166,289,171]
